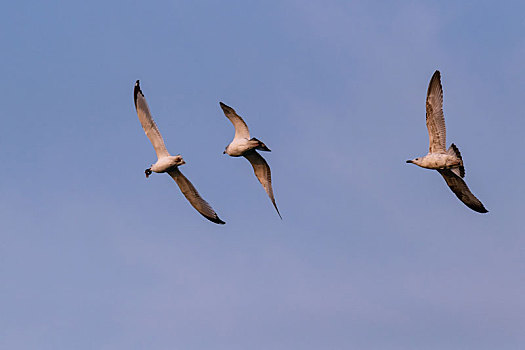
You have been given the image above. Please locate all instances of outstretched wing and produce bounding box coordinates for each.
[167,168,225,224]
[437,169,488,213]
[426,70,447,153]
[134,80,170,159]
[220,102,251,140]
[243,150,282,219]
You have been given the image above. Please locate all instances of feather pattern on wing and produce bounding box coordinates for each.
[168,168,225,224]
[426,71,447,153]
[220,102,251,140]
[243,150,282,219]
[437,169,488,213]
[134,81,170,159]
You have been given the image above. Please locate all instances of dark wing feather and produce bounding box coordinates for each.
[437,169,488,213]
[243,150,282,219]
[167,168,225,224]
[220,102,251,140]
[134,81,170,159]
[426,71,447,153]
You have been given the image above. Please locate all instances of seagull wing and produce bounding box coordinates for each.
[134,80,170,159]
[167,168,225,224]
[243,150,282,219]
[426,70,447,153]
[220,102,251,140]
[437,169,488,213]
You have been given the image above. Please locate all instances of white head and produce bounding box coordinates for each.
[406,157,423,166]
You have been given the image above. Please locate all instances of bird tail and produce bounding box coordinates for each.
[250,137,271,152]
[448,143,465,178]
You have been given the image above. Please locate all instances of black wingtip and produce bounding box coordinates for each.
[429,70,441,87]
[206,215,226,225]
[271,201,282,220]
[458,196,489,214]
[427,70,443,98]
[219,101,234,113]
[474,206,489,214]
[133,80,143,107]
[429,70,441,85]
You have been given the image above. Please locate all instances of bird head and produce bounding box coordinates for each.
[406,157,422,166]
[145,168,152,178]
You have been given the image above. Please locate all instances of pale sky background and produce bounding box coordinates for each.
[1,1,524,349]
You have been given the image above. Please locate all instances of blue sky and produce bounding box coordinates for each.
[1,1,524,349]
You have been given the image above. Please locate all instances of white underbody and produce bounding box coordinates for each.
[151,155,185,173]
[414,153,462,170]
[225,138,256,157]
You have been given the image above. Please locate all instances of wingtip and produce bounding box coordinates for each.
[273,203,282,220]
[219,101,233,113]
[467,200,489,213]
[427,70,443,97]
[460,199,489,214]
[133,80,143,107]
[207,215,226,225]
[462,202,488,214]
[430,70,441,83]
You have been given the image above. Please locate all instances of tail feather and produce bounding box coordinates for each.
[448,143,465,178]
[250,137,271,152]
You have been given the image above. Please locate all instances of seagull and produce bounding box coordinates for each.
[133,80,225,224]
[406,71,488,213]
[219,102,282,219]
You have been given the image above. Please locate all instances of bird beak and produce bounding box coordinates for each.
[223,151,226,154]
[406,160,412,163]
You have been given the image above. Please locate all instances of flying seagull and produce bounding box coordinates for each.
[133,80,225,224]
[406,71,488,213]
[219,102,282,219]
